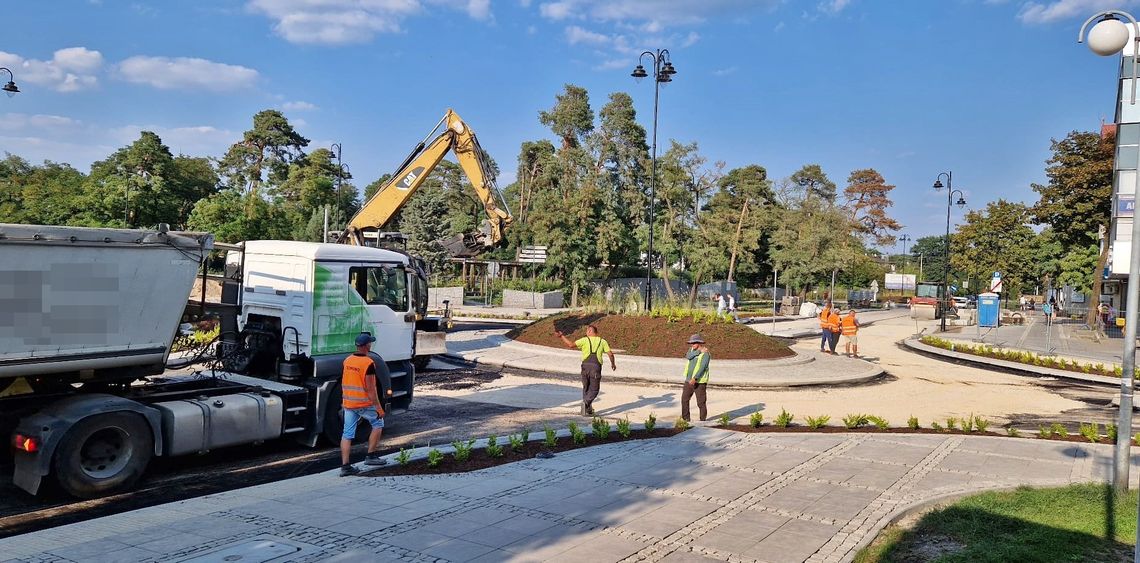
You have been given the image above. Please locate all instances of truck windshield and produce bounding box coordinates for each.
[350,266,408,312]
[916,284,941,298]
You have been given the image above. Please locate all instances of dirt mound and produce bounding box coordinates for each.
[507,313,794,360]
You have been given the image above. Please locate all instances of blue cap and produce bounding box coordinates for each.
[355,333,377,347]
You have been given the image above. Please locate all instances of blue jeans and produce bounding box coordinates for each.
[342,407,384,440]
[820,330,830,350]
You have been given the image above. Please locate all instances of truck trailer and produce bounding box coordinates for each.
[1,223,426,498]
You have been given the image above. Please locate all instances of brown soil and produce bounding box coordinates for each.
[506,313,794,360]
[359,427,684,477]
[723,425,1120,444]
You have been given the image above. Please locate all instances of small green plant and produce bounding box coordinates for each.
[945,417,958,431]
[775,408,794,428]
[907,416,920,430]
[1050,423,1068,439]
[427,448,443,467]
[452,439,475,462]
[616,417,632,439]
[395,448,411,466]
[973,416,990,433]
[1079,422,1100,443]
[591,417,611,440]
[1006,427,1021,437]
[645,412,657,432]
[750,410,764,428]
[805,415,830,430]
[1108,423,1119,443]
[518,426,531,444]
[543,425,557,448]
[1038,424,1053,439]
[843,413,869,429]
[718,413,731,427]
[507,433,525,452]
[867,415,889,430]
[568,421,586,444]
[1134,433,1140,446]
[931,421,943,431]
[963,414,975,433]
[675,417,692,430]
[486,435,504,457]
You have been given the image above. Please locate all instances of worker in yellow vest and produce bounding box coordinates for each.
[826,306,842,354]
[681,333,711,422]
[339,333,387,476]
[841,309,860,357]
[556,324,616,415]
[818,300,833,353]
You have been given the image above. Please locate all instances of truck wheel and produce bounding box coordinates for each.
[322,385,345,445]
[54,412,153,499]
[413,356,431,372]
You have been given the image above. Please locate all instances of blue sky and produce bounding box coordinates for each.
[0,0,1133,250]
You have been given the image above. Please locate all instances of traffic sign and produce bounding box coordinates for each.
[990,271,1003,293]
[518,245,548,264]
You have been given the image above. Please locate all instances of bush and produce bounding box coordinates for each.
[675,417,692,430]
[568,422,586,444]
[1135,433,1140,446]
[486,435,503,457]
[974,416,990,433]
[945,417,958,431]
[775,409,795,428]
[843,414,869,430]
[543,425,557,448]
[427,448,443,467]
[591,417,611,440]
[1006,427,1021,437]
[1079,423,1100,443]
[931,421,943,431]
[907,416,920,430]
[1038,424,1052,439]
[718,413,731,427]
[1108,423,1119,443]
[395,448,411,466]
[1051,423,1068,439]
[867,415,889,430]
[508,434,525,452]
[750,411,764,428]
[616,417,632,439]
[805,415,830,430]
[645,412,657,432]
[452,439,475,462]
[963,415,975,433]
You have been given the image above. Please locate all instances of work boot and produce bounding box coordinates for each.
[364,452,388,466]
[586,402,595,416]
[340,464,360,477]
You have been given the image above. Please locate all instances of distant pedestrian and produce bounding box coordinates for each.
[727,293,736,313]
[827,306,842,354]
[715,293,727,315]
[819,300,833,353]
[841,309,860,357]
[1042,301,1053,326]
[1019,296,1026,311]
[556,325,616,416]
[681,333,711,422]
[339,333,387,476]
[1099,302,1111,330]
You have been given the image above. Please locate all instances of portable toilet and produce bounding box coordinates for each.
[978,292,1000,328]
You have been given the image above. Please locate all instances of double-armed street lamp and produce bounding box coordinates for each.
[933,172,965,332]
[1078,11,1140,503]
[631,49,677,312]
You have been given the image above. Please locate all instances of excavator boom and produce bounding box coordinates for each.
[341,109,511,256]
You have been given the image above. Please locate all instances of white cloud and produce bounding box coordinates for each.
[566,25,610,45]
[282,100,318,111]
[0,113,84,133]
[0,47,104,93]
[540,1,575,20]
[537,0,780,28]
[117,56,258,91]
[712,66,737,76]
[1018,0,1137,24]
[110,124,237,157]
[774,21,786,32]
[247,0,493,45]
[817,0,851,15]
[681,31,700,47]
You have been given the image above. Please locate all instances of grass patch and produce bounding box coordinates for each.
[854,483,1137,563]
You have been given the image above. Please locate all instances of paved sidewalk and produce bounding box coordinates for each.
[933,311,1126,367]
[747,309,909,339]
[2,429,1133,563]
[445,331,883,387]
[903,337,1122,387]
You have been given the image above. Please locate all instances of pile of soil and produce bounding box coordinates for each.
[359,427,683,477]
[507,313,794,360]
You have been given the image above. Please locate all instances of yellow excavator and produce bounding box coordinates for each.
[338,109,512,257]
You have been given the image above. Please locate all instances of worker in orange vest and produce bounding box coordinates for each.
[841,309,860,357]
[818,300,833,353]
[339,333,387,476]
[826,306,842,354]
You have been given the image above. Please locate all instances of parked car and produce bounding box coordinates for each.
[952,296,976,309]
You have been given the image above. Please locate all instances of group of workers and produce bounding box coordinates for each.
[818,301,860,357]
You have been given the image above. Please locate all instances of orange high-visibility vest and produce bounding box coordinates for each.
[841,314,858,336]
[341,354,375,409]
[819,307,831,328]
[828,311,842,333]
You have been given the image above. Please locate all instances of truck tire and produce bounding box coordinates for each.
[53,412,153,499]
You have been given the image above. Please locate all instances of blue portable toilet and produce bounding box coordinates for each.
[978,292,1000,328]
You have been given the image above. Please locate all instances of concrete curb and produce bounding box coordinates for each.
[902,337,1122,387]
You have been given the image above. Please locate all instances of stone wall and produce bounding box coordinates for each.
[502,289,564,309]
[427,286,464,308]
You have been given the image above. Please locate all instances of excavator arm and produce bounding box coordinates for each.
[340,109,512,256]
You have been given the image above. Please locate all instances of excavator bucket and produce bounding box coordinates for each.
[438,233,482,257]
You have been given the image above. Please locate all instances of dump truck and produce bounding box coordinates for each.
[1,223,427,498]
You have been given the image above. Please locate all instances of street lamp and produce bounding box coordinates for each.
[1079,10,1140,500]
[933,172,965,332]
[899,234,912,269]
[631,49,677,312]
[0,68,19,98]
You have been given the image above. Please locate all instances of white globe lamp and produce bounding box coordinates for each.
[1088,17,1130,56]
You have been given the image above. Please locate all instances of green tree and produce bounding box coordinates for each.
[769,196,852,295]
[843,168,901,247]
[397,182,452,277]
[790,164,837,203]
[910,235,948,283]
[169,156,220,228]
[710,164,775,283]
[1058,244,1100,294]
[538,84,593,150]
[363,173,392,202]
[951,200,1035,296]
[187,189,290,243]
[88,131,179,228]
[218,110,310,210]
[0,155,93,226]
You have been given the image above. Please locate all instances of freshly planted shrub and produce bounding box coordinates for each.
[973,416,990,433]
[944,417,958,431]
[718,413,731,427]
[805,415,831,430]
[395,448,411,466]
[508,434,525,453]
[749,411,764,428]
[591,417,611,440]
[1006,427,1021,437]
[543,425,557,448]
[931,421,943,431]
[1038,425,1052,439]
[962,415,975,433]
[1051,423,1068,439]
[1108,423,1119,443]
[867,415,889,430]
[486,435,504,457]
[427,448,443,467]
[616,417,632,438]
[907,416,920,430]
[775,409,794,428]
[675,417,692,430]
[1135,433,1140,446]
[1079,423,1100,443]
[645,412,657,432]
[452,439,475,462]
[568,422,586,444]
[843,414,869,429]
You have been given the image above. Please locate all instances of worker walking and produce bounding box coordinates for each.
[819,300,833,353]
[681,333,711,422]
[556,325,616,415]
[827,305,842,354]
[841,309,860,357]
[339,333,387,476]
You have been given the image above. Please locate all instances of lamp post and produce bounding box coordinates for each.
[933,172,965,332]
[1079,10,1140,501]
[631,49,677,312]
[0,68,19,97]
[899,234,911,267]
[329,143,346,243]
